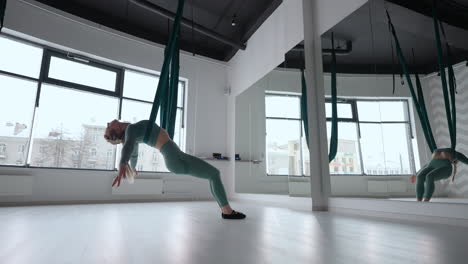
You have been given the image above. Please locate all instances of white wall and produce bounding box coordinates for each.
[0,0,229,204]
[315,0,368,35]
[228,0,304,97]
[423,62,468,197]
[234,68,440,197]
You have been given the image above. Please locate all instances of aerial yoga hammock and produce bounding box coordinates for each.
[386,0,468,201]
[301,33,339,162]
[107,0,245,219]
[0,0,6,31]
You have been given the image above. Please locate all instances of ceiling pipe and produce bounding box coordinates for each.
[130,0,247,50]
[292,41,353,55]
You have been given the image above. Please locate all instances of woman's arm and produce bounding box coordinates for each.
[120,126,137,166]
[113,126,137,187]
[130,144,139,169]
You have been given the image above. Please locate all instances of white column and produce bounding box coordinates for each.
[225,93,236,198]
[302,0,331,211]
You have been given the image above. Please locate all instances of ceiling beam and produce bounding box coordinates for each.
[292,41,353,56]
[130,0,246,50]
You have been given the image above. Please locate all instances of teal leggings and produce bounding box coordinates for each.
[160,140,229,207]
[416,159,452,200]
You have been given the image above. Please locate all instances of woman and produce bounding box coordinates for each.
[412,148,468,202]
[104,119,246,219]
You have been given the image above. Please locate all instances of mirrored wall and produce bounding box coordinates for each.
[234,0,468,204]
[235,43,311,197]
[320,0,468,203]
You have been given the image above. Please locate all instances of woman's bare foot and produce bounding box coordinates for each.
[423,198,430,202]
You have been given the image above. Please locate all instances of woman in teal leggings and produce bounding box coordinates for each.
[104,119,246,219]
[415,148,468,202]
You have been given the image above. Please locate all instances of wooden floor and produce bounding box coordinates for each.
[390,197,468,204]
[1,201,468,264]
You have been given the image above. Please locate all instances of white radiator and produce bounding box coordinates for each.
[367,181,388,193]
[367,180,407,193]
[288,178,311,196]
[388,181,407,193]
[0,175,33,196]
[112,179,163,195]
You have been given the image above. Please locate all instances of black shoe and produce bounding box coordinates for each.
[222,210,246,220]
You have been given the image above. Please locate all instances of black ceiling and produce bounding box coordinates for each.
[34,0,282,61]
[282,0,468,74]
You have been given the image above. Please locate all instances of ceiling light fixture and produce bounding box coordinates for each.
[231,14,237,27]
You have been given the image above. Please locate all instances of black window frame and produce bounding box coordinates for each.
[42,49,124,98]
[265,92,305,177]
[0,33,187,172]
[325,98,416,176]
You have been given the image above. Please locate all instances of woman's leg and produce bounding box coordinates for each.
[416,165,432,201]
[423,166,452,201]
[180,153,229,208]
[160,141,229,207]
[160,141,245,218]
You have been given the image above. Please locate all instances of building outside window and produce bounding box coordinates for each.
[18,144,25,153]
[0,143,6,158]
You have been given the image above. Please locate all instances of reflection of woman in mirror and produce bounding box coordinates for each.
[411,148,468,201]
[104,119,246,219]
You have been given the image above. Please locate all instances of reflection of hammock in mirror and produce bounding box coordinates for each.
[301,33,339,162]
[386,2,467,184]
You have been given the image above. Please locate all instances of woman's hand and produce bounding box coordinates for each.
[125,166,138,184]
[112,164,138,187]
[112,163,127,187]
[410,175,417,184]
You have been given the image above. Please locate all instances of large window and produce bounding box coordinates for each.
[326,99,415,175]
[325,101,362,175]
[30,84,118,169]
[265,92,415,176]
[0,36,41,166]
[356,101,413,175]
[265,93,304,176]
[0,35,186,172]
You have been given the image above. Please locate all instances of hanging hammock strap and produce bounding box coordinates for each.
[0,0,7,30]
[300,69,309,148]
[386,10,438,152]
[432,0,456,150]
[415,73,437,150]
[328,33,338,162]
[144,0,185,143]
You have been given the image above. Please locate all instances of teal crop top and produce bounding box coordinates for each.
[120,120,161,168]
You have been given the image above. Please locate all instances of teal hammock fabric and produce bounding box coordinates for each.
[386,2,458,152]
[300,33,338,162]
[328,33,338,162]
[144,0,184,142]
[432,0,457,150]
[386,10,438,152]
[300,69,309,148]
[0,0,6,30]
